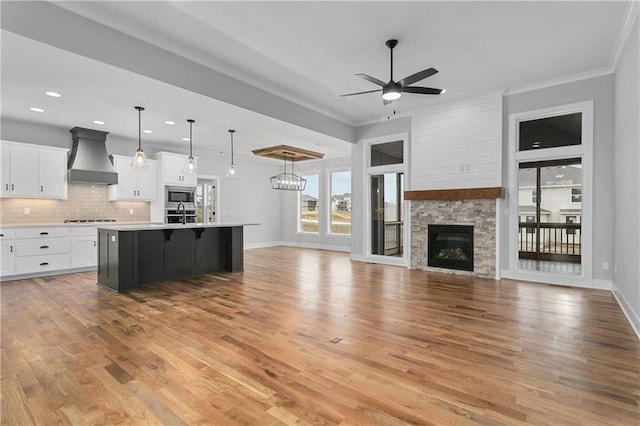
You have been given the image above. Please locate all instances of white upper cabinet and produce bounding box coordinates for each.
[108,154,157,201]
[156,152,197,187]
[0,141,67,199]
[38,148,68,198]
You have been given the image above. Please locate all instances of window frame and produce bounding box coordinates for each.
[570,187,582,203]
[327,168,352,237]
[297,172,321,235]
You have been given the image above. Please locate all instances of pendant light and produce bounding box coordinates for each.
[226,129,236,178]
[270,152,306,191]
[184,119,197,174]
[131,106,149,169]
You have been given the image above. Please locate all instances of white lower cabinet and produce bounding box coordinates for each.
[1,240,16,277]
[16,253,69,275]
[1,225,99,280]
[70,227,97,268]
[15,227,70,275]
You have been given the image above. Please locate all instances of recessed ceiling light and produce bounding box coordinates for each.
[441,89,447,94]
[30,107,44,112]
[143,129,152,134]
[45,91,62,98]
[164,121,175,125]
[93,120,105,125]
[182,137,190,141]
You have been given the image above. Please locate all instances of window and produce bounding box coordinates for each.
[571,187,582,203]
[518,112,582,151]
[299,173,319,234]
[370,140,403,167]
[329,171,351,235]
[531,189,542,204]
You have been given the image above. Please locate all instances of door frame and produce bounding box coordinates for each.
[362,132,409,266]
[505,100,594,287]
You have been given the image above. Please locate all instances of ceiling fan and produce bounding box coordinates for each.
[341,39,444,104]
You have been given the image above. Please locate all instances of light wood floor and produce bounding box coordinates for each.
[2,247,639,425]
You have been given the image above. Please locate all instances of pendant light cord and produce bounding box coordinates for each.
[229,130,235,166]
[187,119,195,157]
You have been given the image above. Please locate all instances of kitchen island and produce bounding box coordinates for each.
[97,223,254,292]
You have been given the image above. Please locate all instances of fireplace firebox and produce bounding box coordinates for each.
[428,225,474,271]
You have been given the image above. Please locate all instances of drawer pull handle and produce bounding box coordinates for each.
[4,184,7,191]
[40,245,49,249]
[40,262,49,266]
[10,245,13,253]
[93,241,96,247]
[41,185,44,192]
[0,233,4,237]
[39,232,49,235]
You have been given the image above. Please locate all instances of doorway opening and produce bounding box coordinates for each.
[371,172,404,257]
[196,177,218,224]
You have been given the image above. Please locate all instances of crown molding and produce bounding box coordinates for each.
[504,67,614,96]
[610,1,640,70]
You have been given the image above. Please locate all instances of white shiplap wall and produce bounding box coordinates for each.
[411,92,503,190]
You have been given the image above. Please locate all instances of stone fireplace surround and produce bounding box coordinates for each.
[407,188,502,279]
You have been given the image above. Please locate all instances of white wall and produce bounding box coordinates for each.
[0,118,283,248]
[613,11,640,335]
[411,93,503,190]
[502,74,615,283]
[280,156,352,251]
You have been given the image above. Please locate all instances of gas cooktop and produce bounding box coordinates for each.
[64,219,117,223]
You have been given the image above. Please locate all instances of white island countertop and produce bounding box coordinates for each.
[96,223,259,231]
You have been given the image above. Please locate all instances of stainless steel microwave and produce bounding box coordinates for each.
[166,186,195,206]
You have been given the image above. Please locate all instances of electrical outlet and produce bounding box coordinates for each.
[24,207,30,215]
[465,164,471,171]
[459,164,465,171]
[602,261,609,271]
[129,208,134,215]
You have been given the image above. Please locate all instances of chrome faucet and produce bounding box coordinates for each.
[176,201,186,224]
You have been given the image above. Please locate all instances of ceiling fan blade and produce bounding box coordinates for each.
[402,86,443,95]
[398,67,438,87]
[340,89,382,97]
[356,73,387,87]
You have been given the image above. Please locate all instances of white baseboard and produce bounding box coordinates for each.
[591,279,613,290]
[350,253,409,267]
[245,241,284,250]
[612,284,640,340]
[277,242,351,253]
[1,266,96,283]
[500,269,609,289]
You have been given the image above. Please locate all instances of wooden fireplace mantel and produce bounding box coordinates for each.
[404,187,504,201]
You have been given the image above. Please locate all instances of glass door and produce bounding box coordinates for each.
[518,158,582,272]
[371,172,404,256]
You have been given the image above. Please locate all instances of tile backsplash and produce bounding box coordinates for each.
[0,183,151,225]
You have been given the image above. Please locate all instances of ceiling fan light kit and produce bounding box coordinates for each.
[341,39,444,102]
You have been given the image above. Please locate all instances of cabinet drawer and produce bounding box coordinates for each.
[69,226,97,237]
[16,227,69,239]
[16,253,69,274]
[17,237,69,256]
[0,229,16,240]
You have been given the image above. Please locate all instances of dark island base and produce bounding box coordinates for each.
[97,226,243,292]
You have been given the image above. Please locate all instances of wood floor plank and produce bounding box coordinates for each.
[1,247,639,425]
